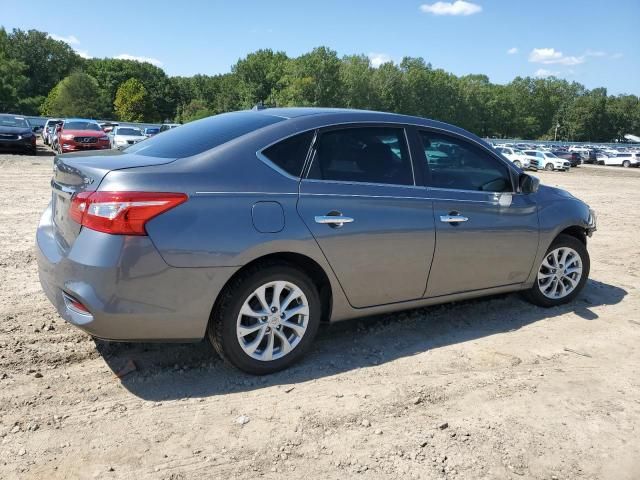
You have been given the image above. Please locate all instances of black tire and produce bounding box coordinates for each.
[207,263,322,375]
[523,234,590,308]
[622,160,630,168]
[513,160,522,168]
[544,163,554,171]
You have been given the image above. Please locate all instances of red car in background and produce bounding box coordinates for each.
[56,119,111,154]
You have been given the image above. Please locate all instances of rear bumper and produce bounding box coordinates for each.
[36,204,237,341]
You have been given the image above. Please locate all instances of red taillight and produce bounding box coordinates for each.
[70,191,188,235]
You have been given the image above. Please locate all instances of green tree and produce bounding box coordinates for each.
[3,28,83,114]
[0,53,27,112]
[85,58,176,121]
[339,54,376,109]
[114,78,149,122]
[232,49,289,107]
[45,72,107,118]
[175,99,213,123]
[276,47,342,107]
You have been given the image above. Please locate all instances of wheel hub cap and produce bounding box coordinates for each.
[537,247,583,299]
[236,280,310,361]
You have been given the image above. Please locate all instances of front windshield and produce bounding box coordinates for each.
[0,115,29,128]
[117,128,143,136]
[63,121,102,131]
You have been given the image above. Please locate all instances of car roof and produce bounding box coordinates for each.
[251,107,479,142]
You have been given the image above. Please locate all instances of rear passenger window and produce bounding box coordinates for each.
[308,127,413,185]
[419,131,511,192]
[262,131,314,177]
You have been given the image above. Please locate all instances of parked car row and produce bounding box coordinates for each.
[492,141,640,169]
[37,118,179,154]
[494,145,572,172]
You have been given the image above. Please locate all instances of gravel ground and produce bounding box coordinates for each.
[1,144,639,480]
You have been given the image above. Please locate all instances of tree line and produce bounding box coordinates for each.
[1,27,639,142]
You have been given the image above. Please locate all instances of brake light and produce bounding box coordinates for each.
[70,191,187,235]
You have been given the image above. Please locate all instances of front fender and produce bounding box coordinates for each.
[524,188,591,285]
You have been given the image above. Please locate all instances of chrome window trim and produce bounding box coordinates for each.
[194,190,494,204]
[301,192,495,204]
[301,177,424,190]
[194,191,297,196]
[256,151,301,182]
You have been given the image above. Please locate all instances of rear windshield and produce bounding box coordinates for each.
[125,112,284,158]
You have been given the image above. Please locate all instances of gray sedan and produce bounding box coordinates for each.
[37,108,597,374]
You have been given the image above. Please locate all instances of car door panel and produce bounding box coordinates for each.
[297,181,435,308]
[426,189,538,297]
[415,129,540,298]
[297,125,436,309]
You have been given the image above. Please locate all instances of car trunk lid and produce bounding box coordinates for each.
[51,150,176,251]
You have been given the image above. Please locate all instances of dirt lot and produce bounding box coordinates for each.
[1,145,639,480]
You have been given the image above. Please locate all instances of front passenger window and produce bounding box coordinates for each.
[419,131,511,192]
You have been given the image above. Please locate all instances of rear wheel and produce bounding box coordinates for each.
[208,263,321,374]
[545,163,554,171]
[622,160,631,168]
[523,234,589,307]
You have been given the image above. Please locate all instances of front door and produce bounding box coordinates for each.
[416,130,539,297]
[297,125,436,308]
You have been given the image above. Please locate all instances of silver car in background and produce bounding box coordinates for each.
[109,126,146,149]
[37,108,596,374]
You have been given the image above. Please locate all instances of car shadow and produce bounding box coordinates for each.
[95,278,626,401]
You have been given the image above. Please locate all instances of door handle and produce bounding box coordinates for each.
[315,215,354,228]
[440,213,468,224]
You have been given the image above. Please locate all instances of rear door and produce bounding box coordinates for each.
[297,125,435,308]
[417,130,539,297]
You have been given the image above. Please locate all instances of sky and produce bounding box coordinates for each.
[3,0,639,95]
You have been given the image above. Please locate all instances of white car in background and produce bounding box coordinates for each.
[522,150,571,171]
[600,152,640,168]
[109,126,146,149]
[495,146,530,169]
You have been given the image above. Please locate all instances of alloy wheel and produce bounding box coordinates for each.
[236,280,310,361]
[537,247,583,299]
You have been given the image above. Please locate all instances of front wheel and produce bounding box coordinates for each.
[545,163,554,171]
[622,160,631,168]
[208,264,321,374]
[513,160,522,168]
[523,234,590,307]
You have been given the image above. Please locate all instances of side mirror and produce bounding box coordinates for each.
[519,174,540,194]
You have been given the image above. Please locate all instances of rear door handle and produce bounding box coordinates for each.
[440,214,468,224]
[315,215,354,228]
